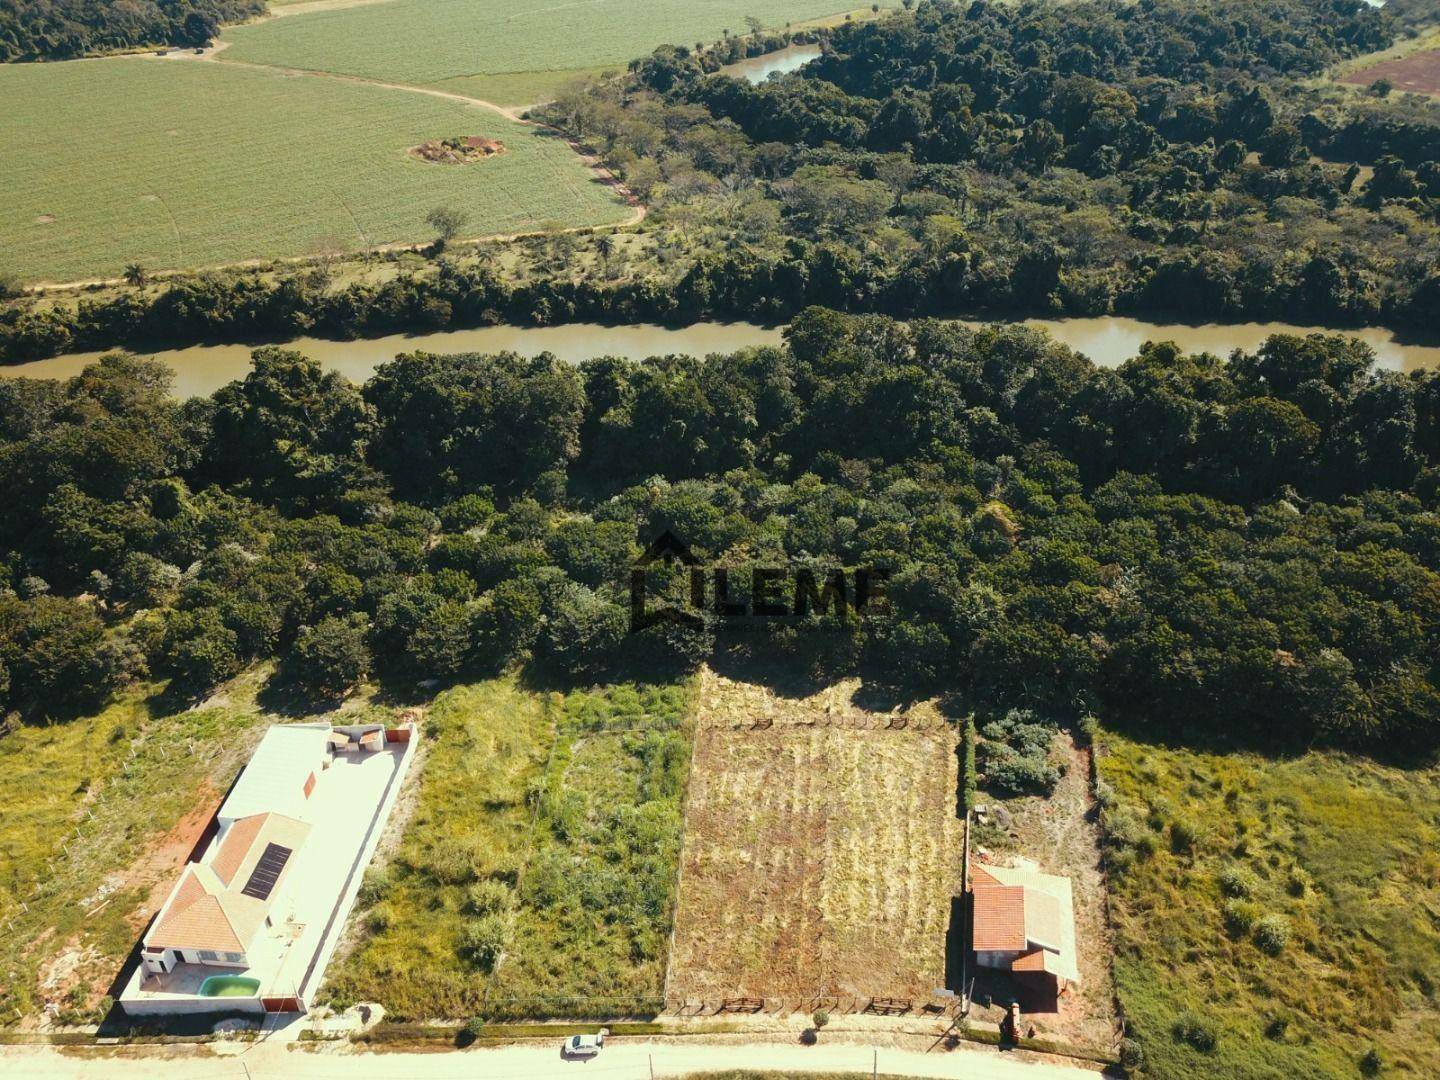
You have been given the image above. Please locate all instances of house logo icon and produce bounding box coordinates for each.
[629,530,705,631]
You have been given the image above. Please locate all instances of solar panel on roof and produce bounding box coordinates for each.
[240,843,293,901]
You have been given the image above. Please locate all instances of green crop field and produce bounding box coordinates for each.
[0,57,630,283]
[222,0,883,104]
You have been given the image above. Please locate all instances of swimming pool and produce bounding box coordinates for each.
[198,974,261,998]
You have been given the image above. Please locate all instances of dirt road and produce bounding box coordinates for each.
[2,1037,1103,1080]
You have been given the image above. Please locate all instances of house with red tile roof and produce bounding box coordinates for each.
[121,719,419,1016]
[142,811,311,971]
[971,861,1080,988]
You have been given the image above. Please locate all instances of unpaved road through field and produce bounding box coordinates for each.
[2,1037,1102,1079]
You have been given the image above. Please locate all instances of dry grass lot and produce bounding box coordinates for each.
[667,671,962,1007]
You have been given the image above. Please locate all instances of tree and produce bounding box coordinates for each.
[425,206,468,252]
[291,613,371,698]
[123,263,147,287]
[0,595,126,715]
[1020,119,1065,173]
[161,607,241,691]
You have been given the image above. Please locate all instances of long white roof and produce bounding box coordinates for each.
[219,724,330,824]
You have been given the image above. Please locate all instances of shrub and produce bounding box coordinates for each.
[358,867,391,908]
[463,1016,486,1038]
[1119,1036,1145,1071]
[1360,1046,1382,1076]
[1254,913,1292,955]
[1170,817,1201,854]
[961,716,977,812]
[1286,867,1310,897]
[984,744,1061,796]
[462,914,509,972]
[1223,899,1261,935]
[812,1009,829,1029]
[1219,864,1259,898]
[1172,1010,1218,1053]
[465,878,514,916]
[425,837,481,885]
[291,613,371,698]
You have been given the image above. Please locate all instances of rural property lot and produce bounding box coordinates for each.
[667,672,962,1006]
[223,0,888,104]
[0,57,630,283]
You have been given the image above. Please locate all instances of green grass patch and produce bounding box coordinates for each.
[0,56,629,283]
[324,676,697,1020]
[1098,732,1440,1079]
[222,0,891,91]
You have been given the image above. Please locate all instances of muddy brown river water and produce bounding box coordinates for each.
[4,317,1437,399]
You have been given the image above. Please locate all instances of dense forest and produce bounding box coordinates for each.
[541,0,1440,328]
[2,310,1437,754]
[0,0,262,61]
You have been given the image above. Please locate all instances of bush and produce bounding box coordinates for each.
[1170,817,1201,854]
[462,913,509,972]
[1360,1046,1382,1076]
[463,1016,486,1038]
[1119,1036,1145,1071]
[812,1009,829,1029]
[961,716,977,812]
[291,613,371,697]
[1223,898,1261,935]
[465,878,514,916]
[1219,864,1259,898]
[1172,1010,1218,1053]
[984,743,1061,796]
[1254,913,1292,955]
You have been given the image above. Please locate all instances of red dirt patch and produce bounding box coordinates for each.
[135,782,219,920]
[1340,48,1440,96]
[409,135,506,164]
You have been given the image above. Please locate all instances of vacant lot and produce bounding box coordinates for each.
[1098,731,1440,1079]
[1340,46,1440,95]
[223,0,888,104]
[667,672,962,1006]
[326,677,696,1020]
[0,57,629,283]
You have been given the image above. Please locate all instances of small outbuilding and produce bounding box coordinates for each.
[971,861,1080,991]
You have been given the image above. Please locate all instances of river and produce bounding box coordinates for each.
[718,45,822,83]
[3,317,1438,399]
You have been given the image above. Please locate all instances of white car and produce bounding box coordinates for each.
[563,1030,607,1058]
